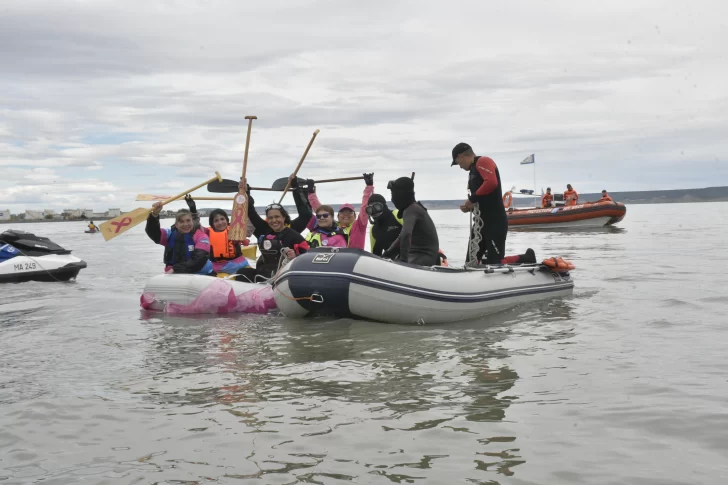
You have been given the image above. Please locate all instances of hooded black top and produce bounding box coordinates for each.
[384,178,440,266]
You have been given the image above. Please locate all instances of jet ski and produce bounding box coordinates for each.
[0,230,88,283]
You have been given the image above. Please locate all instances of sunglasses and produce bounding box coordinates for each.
[365,202,386,215]
[266,203,283,212]
[316,213,331,219]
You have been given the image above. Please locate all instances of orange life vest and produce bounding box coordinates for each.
[564,189,578,206]
[542,257,575,271]
[541,193,553,207]
[208,227,237,260]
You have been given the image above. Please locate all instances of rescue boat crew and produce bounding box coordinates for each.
[541,187,554,208]
[599,190,613,202]
[235,183,309,282]
[564,184,579,206]
[145,202,213,275]
[305,205,348,248]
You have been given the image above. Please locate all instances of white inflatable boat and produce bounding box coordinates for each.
[140,273,277,315]
[272,248,575,324]
[0,230,87,283]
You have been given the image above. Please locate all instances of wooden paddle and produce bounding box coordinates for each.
[99,172,223,242]
[278,129,320,204]
[229,116,256,241]
[271,175,364,191]
[136,194,236,202]
[207,179,280,193]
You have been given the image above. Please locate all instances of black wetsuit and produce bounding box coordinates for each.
[290,186,313,234]
[235,201,309,281]
[384,202,440,266]
[370,210,403,257]
[467,156,508,265]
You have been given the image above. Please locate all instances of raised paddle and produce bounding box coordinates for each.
[207,179,280,193]
[136,194,237,202]
[99,172,223,242]
[278,129,320,204]
[271,175,364,191]
[229,115,256,241]
[137,187,274,200]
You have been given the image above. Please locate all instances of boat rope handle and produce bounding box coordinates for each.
[274,285,322,302]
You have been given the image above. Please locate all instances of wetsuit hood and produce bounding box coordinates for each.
[389,177,416,212]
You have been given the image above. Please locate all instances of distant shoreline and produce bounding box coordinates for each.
[2,196,727,225]
[4,185,728,223]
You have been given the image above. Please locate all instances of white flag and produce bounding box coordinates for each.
[520,154,535,165]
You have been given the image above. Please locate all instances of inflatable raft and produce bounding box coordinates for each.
[507,200,626,228]
[272,248,575,324]
[140,273,276,315]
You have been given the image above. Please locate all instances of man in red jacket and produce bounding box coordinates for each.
[451,142,508,265]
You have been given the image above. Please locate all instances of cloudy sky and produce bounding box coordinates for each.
[1,0,727,213]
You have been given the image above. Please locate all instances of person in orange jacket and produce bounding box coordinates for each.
[564,184,578,206]
[541,187,554,208]
[598,189,613,202]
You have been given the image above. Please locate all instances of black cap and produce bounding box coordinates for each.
[451,142,472,166]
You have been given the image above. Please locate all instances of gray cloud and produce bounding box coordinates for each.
[1,0,727,213]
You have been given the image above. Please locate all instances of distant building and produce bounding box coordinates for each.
[106,208,121,217]
[84,209,94,219]
[63,209,84,219]
[25,210,44,220]
[0,209,10,221]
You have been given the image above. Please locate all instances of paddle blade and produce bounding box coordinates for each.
[228,191,249,241]
[136,194,172,201]
[272,176,303,191]
[99,207,151,241]
[207,179,240,193]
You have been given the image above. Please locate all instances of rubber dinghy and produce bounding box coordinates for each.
[507,200,626,228]
[140,273,277,315]
[272,248,575,324]
[0,230,87,283]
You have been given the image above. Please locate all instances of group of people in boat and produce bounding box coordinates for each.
[144,141,566,278]
[538,185,613,208]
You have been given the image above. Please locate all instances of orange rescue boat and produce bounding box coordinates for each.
[507,200,627,228]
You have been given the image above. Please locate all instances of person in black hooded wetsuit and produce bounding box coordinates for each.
[382,177,440,266]
[366,193,404,257]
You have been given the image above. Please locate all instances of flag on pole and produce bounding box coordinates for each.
[520,154,535,165]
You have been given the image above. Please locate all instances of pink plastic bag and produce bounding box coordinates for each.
[140,278,277,315]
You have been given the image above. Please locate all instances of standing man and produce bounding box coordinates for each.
[451,142,508,265]
[564,184,578,206]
